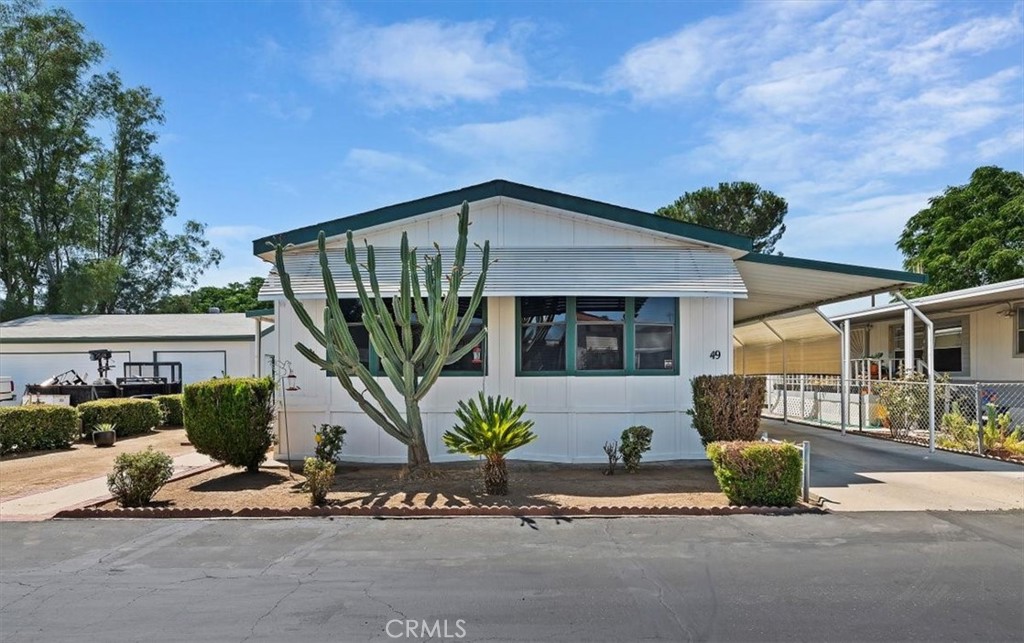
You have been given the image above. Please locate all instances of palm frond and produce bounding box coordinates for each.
[442,392,537,458]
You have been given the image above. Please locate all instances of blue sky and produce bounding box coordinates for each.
[63,0,1024,289]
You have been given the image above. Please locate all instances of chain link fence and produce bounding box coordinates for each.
[759,374,1024,457]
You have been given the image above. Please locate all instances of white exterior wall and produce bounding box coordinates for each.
[271,296,734,463]
[861,305,1022,382]
[0,339,261,404]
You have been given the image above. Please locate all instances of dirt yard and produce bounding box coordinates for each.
[0,428,193,500]
[99,460,732,511]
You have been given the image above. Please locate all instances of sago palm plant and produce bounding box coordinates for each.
[443,393,537,495]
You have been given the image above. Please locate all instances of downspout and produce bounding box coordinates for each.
[255,318,263,377]
[894,292,935,453]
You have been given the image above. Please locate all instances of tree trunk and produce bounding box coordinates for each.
[483,454,508,495]
[405,398,432,469]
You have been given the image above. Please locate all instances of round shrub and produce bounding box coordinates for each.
[707,441,802,506]
[183,377,275,473]
[154,394,184,426]
[107,448,175,507]
[77,399,161,437]
[303,457,335,506]
[0,405,80,455]
[620,425,653,473]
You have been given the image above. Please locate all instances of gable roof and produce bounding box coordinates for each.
[252,179,754,257]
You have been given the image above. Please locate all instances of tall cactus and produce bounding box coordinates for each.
[273,201,490,469]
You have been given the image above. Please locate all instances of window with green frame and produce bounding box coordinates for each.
[329,297,486,376]
[517,296,678,375]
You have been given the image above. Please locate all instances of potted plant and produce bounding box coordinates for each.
[92,423,117,447]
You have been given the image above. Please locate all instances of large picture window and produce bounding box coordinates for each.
[517,296,677,375]
[330,297,486,376]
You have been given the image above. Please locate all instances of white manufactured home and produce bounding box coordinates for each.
[255,180,924,463]
[0,313,273,404]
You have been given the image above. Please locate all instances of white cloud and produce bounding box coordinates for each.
[621,1,1022,221]
[779,191,935,256]
[428,112,587,158]
[245,92,313,122]
[312,13,529,109]
[343,148,436,178]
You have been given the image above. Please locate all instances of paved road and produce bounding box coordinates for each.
[2,513,1022,642]
[762,419,1024,511]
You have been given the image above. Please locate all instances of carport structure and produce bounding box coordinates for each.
[731,254,931,444]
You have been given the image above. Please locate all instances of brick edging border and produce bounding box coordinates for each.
[773,418,1024,466]
[54,503,825,519]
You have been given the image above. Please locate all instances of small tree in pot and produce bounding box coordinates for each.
[443,393,537,495]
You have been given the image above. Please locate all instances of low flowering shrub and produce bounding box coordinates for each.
[313,423,346,463]
[154,394,184,426]
[107,448,175,507]
[0,405,80,455]
[707,441,802,506]
[303,457,335,506]
[78,399,161,437]
[620,426,653,473]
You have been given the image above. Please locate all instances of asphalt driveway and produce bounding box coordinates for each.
[762,419,1024,511]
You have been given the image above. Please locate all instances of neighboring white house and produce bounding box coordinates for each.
[0,313,273,404]
[831,279,1024,383]
[255,180,924,463]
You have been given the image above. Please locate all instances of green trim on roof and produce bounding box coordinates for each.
[0,335,257,345]
[738,253,928,284]
[252,179,754,255]
[245,308,274,318]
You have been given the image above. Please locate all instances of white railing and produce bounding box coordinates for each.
[758,374,1024,455]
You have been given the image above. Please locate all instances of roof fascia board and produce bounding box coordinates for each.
[738,252,927,284]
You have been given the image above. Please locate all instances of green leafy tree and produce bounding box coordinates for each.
[0,1,221,319]
[154,277,270,314]
[898,166,1024,297]
[656,181,788,254]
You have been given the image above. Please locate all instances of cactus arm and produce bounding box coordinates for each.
[362,242,405,359]
[445,327,488,365]
[273,244,329,348]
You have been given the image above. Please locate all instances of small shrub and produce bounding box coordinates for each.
[937,405,977,451]
[620,426,653,473]
[107,448,175,507]
[443,393,537,495]
[78,399,161,437]
[0,405,80,455]
[303,457,336,506]
[603,440,620,475]
[154,394,184,426]
[707,441,802,506]
[687,375,766,445]
[183,377,275,472]
[313,423,346,463]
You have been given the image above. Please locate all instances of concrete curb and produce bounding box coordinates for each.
[54,503,826,519]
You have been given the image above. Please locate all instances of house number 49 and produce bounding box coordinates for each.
[709,350,721,360]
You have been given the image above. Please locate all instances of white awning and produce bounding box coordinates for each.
[733,309,839,347]
[260,247,747,299]
[734,255,926,324]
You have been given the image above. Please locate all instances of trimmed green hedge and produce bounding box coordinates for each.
[707,441,802,507]
[78,399,162,437]
[154,394,184,426]
[688,375,766,445]
[0,405,81,455]
[183,377,275,472]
